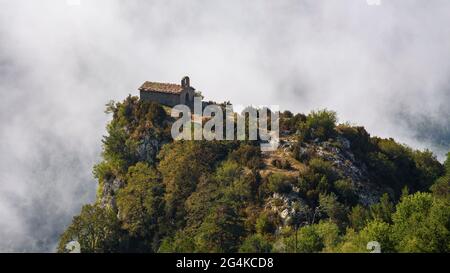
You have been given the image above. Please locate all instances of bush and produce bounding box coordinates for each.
[280,112,306,134]
[319,193,347,228]
[271,158,292,170]
[297,158,338,201]
[267,173,293,194]
[308,158,337,181]
[336,124,373,159]
[195,204,245,253]
[299,109,337,142]
[334,179,358,204]
[230,144,264,169]
[293,143,315,162]
[256,211,278,235]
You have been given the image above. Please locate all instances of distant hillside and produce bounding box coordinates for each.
[396,108,450,161]
[58,96,450,253]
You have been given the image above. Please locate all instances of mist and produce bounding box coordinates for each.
[0,0,449,252]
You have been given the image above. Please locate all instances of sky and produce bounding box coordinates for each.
[0,0,449,252]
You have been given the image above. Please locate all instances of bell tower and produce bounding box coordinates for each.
[181,76,190,88]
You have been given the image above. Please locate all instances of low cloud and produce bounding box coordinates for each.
[0,0,449,251]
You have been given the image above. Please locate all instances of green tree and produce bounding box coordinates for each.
[348,205,369,231]
[57,204,121,253]
[158,141,229,228]
[431,175,450,198]
[116,162,165,251]
[319,193,347,228]
[391,192,450,252]
[431,152,450,198]
[412,149,444,189]
[239,234,273,253]
[284,223,338,253]
[185,176,222,229]
[315,221,341,252]
[369,193,394,223]
[295,225,323,253]
[158,230,196,253]
[102,121,138,172]
[369,138,434,194]
[337,220,393,253]
[195,204,245,253]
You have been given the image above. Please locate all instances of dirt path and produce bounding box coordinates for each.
[260,148,306,178]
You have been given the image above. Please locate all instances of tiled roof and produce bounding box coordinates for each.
[139,81,184,94]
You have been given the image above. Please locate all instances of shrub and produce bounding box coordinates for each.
[369,193,394,223]
[256,211,278,235]
[280,112,306,133]
[308,158,337,181]
[271,158,292,170]
[230,144,264,169]
[267,173,293,194]
[299,109,337,142]
[319,193,347,228]
[336,124,373,158]
[333,179,358,204]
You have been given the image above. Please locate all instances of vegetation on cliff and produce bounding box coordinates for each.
[58,96,450,253]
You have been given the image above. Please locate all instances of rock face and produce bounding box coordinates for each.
[100,177,125,211]
[267,191,303,226]
[99,134,164,211]
[266,136,386,227]
[137,134,161,165]
[308,137,385,206]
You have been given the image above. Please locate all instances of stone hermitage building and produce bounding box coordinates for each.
[139,76,196,109]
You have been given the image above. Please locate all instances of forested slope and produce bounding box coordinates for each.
[58,96,450,253]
